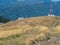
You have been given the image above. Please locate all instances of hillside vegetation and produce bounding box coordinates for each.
[0,16,60,45]
[0,16,10,23]
[0,1,60,20]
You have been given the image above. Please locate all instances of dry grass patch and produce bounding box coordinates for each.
[0,16,60,45]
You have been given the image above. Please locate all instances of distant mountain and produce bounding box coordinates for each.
[0,2,50,20]
[53,1,60,16]
[0,16,10,23]
[0,0,49,9]
[0,0,60,20]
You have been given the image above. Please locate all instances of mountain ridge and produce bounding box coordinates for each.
[0,1,60,20]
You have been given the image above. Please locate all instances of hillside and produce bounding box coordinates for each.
[0,16,60,45]
[0,16,10,23]
[0,2,50,20]
[0,1,60,20]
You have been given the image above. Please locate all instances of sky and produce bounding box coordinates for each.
[52,0,60,1]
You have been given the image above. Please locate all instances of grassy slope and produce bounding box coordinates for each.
[0,16,60,45]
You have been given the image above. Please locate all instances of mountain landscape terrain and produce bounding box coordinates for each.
[0,16,60,45]
[0,0,60,45]
[0,16,10,23]
[0,0,60,20]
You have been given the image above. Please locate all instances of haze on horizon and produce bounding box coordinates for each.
[52,0,60,1]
